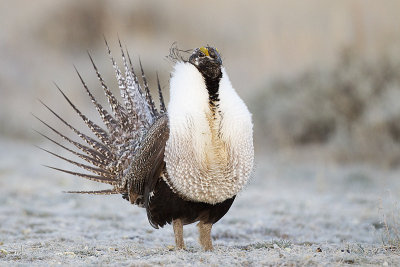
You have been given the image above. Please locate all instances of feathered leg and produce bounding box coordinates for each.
[172,219,185,250]
[197,221,213,251]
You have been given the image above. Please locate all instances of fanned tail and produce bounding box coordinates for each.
[156,72,167,113]
[54,83,112,148]
[64,189,119,195]
[139,58,158,117]
[36,40,169,203]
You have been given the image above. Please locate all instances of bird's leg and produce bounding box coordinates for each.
[172,219,185,249]
[197,221,213,251]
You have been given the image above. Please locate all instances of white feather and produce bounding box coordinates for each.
[165,62,254,204]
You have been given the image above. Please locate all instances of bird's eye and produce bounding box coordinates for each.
[198,52,205,57]
[208,50,215,58]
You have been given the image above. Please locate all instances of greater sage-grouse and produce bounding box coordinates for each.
[37,42,254,251]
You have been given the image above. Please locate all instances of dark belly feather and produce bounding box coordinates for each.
[146,178,235,228]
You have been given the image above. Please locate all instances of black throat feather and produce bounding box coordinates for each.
[187,46,223,107]
[204,72,222,107]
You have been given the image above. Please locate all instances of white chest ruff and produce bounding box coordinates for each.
[164,62,254,204]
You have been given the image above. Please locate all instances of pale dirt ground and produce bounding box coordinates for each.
[1,2,400,265]
[1,138,400,266]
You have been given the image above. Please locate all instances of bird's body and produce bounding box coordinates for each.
[38,43,254,251]
[165,62,253,204]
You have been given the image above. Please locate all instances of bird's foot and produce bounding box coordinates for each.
[172,219,185,250]
[198,221,213,251]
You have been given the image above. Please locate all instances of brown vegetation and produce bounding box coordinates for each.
[254,47,400,166]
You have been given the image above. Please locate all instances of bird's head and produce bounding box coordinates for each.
[189,46,222,80]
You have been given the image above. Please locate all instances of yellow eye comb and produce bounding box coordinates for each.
[199,47,209,57]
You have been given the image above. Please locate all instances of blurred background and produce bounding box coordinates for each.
[1,0,400,167]
[2,2,400,263]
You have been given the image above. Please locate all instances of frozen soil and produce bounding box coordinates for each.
[1,138,400,266]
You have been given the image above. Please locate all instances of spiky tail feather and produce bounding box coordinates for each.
[36,39,168,197]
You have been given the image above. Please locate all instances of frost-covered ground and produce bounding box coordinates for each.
[1,138,400,266]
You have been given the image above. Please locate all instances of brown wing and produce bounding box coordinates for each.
[124,114,169,203]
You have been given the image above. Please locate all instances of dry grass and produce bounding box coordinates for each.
[254,47,400,166]
[380,196,400,252]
